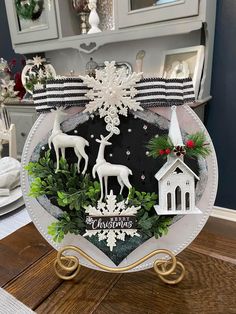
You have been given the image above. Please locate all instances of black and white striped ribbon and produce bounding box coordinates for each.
[33,77,195,113]
[135,78,195,107]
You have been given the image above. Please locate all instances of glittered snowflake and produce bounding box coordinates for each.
[80,61,143,135]
[83,191,140,251]
[27,55,46,68]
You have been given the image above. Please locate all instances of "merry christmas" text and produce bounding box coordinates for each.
[85,216,137,230]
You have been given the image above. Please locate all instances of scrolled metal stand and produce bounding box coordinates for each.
[54,246,185,285]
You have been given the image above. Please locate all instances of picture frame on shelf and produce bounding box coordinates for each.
[160,45,205,98]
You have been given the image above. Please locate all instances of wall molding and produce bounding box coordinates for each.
[211,206,236,222]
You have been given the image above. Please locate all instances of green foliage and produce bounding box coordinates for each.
[28,177,48,197]
[48,222,65,243]
[147,135,173,158]
[185,132,211,158]
[25,150,100,242]
[26,151,173,244]
[147,131,211,160]
[57,179,100,210]
[86,181,101,204]
[25,72,53,92]
[25,150,75,197]
[138,213,173,238]
[15,0,44,21]
[128,188,157,212]
[47,212,85,243]
[128,188,173,239]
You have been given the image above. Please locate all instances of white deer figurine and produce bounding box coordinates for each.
[48,108,89,174]
[93,132,133,201]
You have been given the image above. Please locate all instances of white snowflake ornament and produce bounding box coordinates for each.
[83,191,140,251]
[0,79,19,100]
[80,61,143,135]
[32,55,46,68]
[34,83,45,90]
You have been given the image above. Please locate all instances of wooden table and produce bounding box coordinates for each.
[0,217,236,314]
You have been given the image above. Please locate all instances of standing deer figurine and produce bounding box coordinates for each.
[93,132,133,201]
[48,108,89,174]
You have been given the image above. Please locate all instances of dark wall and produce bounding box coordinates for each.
[205,0,236,209]
[0,1,18,62]
[0,1,23,72]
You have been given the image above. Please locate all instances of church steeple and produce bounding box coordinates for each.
[168,106,184,147]
[167,106,184,162]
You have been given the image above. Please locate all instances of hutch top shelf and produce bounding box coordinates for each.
[5,0,214,54]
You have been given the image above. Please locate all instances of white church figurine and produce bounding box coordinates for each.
[154,106,201,215]
[93,132,132,201]
[48,108,89,174]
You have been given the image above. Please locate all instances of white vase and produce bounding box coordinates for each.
[88,8,102,34]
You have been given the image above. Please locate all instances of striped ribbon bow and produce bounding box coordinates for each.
[33,77,195,113]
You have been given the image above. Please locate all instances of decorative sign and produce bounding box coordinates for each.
[83,191,140,251]
[85,215,137,230]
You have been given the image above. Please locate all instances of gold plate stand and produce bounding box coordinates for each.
[54,246,185,285]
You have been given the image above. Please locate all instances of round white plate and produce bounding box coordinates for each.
[21,105,218,272]
[0,186,22,208]
[0,197,25,216]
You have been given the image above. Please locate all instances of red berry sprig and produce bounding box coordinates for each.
[159,148,171,156]
[186,140,195,148]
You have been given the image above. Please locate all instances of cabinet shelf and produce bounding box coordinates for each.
[14,18,203,54]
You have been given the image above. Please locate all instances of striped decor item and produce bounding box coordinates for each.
[46,79,65,107]
[135,78,195,107]
[33,77,90,113]
[33,77,195,113]
[63,78,89,105]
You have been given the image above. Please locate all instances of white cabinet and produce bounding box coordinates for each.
[4,0,58,44]
[5,0,214,55]
[117,0,199,28]
[4,104,37,159]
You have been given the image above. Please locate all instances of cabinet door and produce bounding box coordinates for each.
[117,0,199,28]
[7,108,37,158]
[4,0,58,44]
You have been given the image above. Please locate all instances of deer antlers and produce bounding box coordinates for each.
[96,131,113,144]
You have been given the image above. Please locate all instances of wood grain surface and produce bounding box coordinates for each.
[93,250,236,314]
[0,223,52,286]
[0,218,236,314]
[4,251,61,309]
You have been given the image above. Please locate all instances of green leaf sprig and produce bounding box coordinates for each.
[147,131,211,159]
[128,188,173,239]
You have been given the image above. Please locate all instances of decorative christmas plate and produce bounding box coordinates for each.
[21,56,56,94]
[21,62,218,272]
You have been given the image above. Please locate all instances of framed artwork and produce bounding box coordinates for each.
[160,45,205,97]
